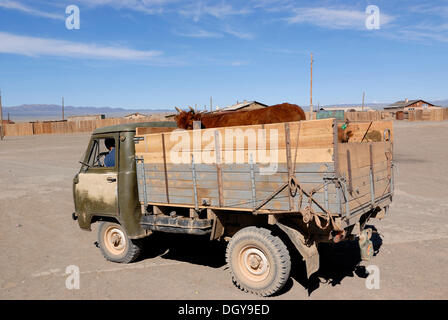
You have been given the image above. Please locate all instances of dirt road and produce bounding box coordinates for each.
[0,121,447,299]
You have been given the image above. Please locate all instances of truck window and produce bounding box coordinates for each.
[84,137,116,169]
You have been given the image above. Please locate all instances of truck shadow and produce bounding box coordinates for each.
[139,232,227,268]
[136,226,383,297]
[281,225,383,296]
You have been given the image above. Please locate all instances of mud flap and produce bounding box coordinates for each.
[359,229,374,261]
[277,222,319,278]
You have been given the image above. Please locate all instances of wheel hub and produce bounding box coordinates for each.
[104,226,126,255]
[239,247,270,281]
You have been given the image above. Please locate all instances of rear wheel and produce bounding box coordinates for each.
[98,222,142,263]
[226,227,291,296]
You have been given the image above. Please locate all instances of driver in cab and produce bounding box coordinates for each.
[104,138,115,167]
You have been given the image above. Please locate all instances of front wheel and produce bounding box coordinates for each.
[97,221,142,263]
[226,227,291,296]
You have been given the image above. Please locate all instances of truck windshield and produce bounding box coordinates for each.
[80,137,116,170]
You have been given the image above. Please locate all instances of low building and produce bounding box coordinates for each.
[124,112,148,120]
[67,114,105,121]
[384,99,441,112]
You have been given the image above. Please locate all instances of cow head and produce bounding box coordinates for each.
[174,107,202,130]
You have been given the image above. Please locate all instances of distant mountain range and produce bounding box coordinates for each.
[2,100,447,122]
[430,99,448,107]
[2,104,173,122]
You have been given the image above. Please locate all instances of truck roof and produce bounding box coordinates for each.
[93,121,177,134]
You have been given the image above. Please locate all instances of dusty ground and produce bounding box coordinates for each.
[0,121,447,300]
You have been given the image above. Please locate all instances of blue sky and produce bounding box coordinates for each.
[0,0,447,109]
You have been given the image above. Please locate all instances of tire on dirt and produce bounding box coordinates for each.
[226,226,291,296]
[97,221,142,263]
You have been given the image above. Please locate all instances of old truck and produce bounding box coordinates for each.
[72,118,394,296]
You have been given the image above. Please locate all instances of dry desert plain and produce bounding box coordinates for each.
[0,120,447,299]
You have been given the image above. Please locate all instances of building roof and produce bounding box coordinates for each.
[93,121,177,134]
[124,112,147,117]
[384,99,434,110]
[218,100,268,112]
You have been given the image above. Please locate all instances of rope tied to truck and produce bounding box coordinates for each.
[288,175,338,231]
[290,122,338,231]
[296,182,337,231]
[255,120,341,232]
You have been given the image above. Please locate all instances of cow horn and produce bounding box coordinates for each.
[188,106,195,113]
[175,107,182,113]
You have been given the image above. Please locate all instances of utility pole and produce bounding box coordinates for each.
[0,90,4,140]
[310,53,313,120]
[362,91,365,112]
[210,96,213,112]
[62,97,65,121]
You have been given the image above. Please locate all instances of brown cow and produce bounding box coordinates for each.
[174,103,306,130]
[174,103,353,142]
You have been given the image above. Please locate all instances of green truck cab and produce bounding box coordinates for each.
[73,122,177,262]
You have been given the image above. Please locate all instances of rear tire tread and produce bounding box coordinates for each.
[225,226,291,297]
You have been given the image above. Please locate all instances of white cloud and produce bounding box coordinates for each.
[408,4,448,18]
[173,26,254,40]
[173,28,222,38]
[230,60,249,66]
[286,7,393,30]
[74,0,177,14]
[0,32,162,60]
[224,27,254,40]
[179,2,251,21]
[394,29,448,44]
[0,0,64,20]
[264,48,307,55]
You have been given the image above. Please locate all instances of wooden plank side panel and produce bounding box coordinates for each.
[143,162,334,174]
[145,184,339,212]
[145,178,337,193]
[347,171,390,201]
[137,147,334,164]
[135,119,340,213]
[136,119,335,153]
[338,142,392,176]
[141,160,339,212]
[348,177,391,210]
[337,141,392,213]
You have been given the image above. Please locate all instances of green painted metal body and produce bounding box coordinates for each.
[316,110,345,121]
[73,121,177,239]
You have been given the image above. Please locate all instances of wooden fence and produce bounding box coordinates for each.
[2,117,172,137]
[316,109,447,122]
[408,109,448,122]
[3,109,447,137]
[309,111,395,121]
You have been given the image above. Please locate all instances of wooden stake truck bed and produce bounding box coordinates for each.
[134,118,393,232]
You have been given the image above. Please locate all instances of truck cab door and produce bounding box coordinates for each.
[74,134,119,218]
